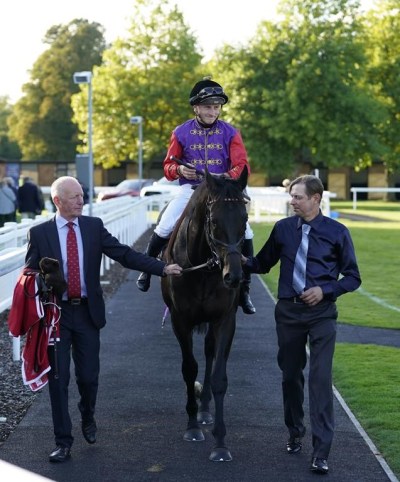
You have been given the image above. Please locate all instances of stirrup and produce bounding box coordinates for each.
[136,272,151,292]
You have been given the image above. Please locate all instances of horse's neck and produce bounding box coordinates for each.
[187,205,209,256]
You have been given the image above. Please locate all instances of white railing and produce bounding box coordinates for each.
[248,187,335,221]
[351,187,400,210]
[0,195,152,361]
[1,187,335,360]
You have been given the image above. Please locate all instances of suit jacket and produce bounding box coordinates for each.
[25,215,166,329]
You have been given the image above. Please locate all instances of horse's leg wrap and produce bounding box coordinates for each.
[239,238,256,314]
[136,232,169,292]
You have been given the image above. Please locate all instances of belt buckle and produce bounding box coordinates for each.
[293,296,301,304]
[70,298,81,305]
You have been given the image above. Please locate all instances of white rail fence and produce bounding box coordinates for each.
[1,195,153,361]
[1,188,333,360]
[351,187,400,210]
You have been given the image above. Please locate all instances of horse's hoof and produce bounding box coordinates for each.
[209,447,233,462]
[197,411,213,425]
[183,428,205,442]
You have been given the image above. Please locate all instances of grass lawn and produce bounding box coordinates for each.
[249,200,400,478]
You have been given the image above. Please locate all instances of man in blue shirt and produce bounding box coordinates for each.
[243,175,361,475]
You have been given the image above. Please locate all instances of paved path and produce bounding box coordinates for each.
[0,270,398,481]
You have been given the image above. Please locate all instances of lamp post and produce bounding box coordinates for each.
[130,116,143,181]
[73,71,93,216]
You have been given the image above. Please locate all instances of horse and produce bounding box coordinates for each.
[161,167,249,462]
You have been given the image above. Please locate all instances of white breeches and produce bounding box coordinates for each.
[154,183,253,239]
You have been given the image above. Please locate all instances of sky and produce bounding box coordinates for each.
[1,0,375,103]
[1,0,281,103]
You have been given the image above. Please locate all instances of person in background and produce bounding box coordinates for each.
[242,175,361,475]
[0,178,17,227]
[4,177,19,220]
[18,177,45,218]
[136,77,256,315]
[24,176,182,463]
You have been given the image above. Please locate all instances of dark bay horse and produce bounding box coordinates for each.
[161,168,248,461]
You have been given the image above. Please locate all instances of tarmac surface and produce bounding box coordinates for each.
[1,268,399,481]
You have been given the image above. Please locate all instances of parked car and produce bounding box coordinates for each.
[140,177,180,197]
[97,179,155,201]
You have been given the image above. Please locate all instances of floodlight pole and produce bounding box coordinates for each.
[73,71,93,216]
[130,116,143,182]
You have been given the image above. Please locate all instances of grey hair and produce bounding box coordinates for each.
[50,176,80,200]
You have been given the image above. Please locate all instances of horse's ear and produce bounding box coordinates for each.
[238,166,248,190]
[205,168,218,191]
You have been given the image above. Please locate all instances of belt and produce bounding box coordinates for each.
[63,298,88,305]
[282,296,305,304]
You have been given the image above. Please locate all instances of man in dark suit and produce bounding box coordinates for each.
[25,176,182,463]
[243,175,361,475]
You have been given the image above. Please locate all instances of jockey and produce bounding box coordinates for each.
[136,77,256,315]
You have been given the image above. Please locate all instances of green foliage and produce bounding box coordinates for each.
[362,0,400,171]
[5,0,400,179]
[8,19,106,161]
[0,97,21,159]
[72,0,203,169]
[212,0,387,175]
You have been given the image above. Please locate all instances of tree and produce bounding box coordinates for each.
[72,0,203,170]
[8,19,106,161]
[211,0,387,177]
[363,0,400,173]
[0,97,21,159]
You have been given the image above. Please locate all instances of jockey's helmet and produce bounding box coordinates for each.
[189,78,228,106]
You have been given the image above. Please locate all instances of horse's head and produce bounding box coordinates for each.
[205,167,248,289]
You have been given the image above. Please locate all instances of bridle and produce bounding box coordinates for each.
[181,195,246,274]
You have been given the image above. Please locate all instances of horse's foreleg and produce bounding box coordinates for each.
[178,334,205,442]
[209,320,235,462]
[198,326,214,425]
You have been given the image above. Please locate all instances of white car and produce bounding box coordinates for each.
[139,177,180,197]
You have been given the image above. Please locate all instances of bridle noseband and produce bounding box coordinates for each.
[181,195,246,274]
[205,197,246,256]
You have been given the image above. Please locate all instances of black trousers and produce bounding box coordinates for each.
[47,302,100,448]
[275,299,338,459]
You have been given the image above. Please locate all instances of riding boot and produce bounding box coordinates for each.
[239,239,256,315]
[136,232,169,292]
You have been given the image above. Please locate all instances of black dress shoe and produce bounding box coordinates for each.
[286,437,302,454]
[82,419,97,444]
[49,446,71,463]
[310,457,329,474]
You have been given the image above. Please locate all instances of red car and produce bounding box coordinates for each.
[97,179,155,201]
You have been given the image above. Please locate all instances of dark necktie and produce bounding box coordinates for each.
[67,221,81,298]
[292,223,311,295]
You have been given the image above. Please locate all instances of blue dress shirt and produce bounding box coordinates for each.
[245,211,361,301]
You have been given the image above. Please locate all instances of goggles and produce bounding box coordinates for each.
[197,86,224,98]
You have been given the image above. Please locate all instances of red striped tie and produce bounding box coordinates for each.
[67,222,81,298]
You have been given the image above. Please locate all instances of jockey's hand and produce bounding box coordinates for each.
[178,165,198,181]
[163,263,183,277]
